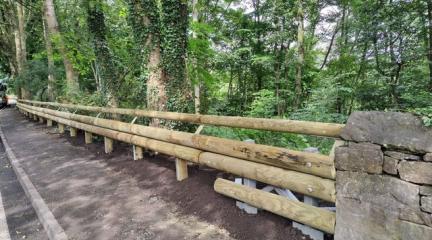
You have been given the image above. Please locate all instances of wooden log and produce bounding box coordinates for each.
[85,131,93,144]
[18,105,336,202]
[18,100,344,138]
[104,137,113,153]
[47,119,53,127]
[17,103,335,179]
[214,178,335,234]
[39,117,44,123]
[70,127,77,137]
[200,152,335,202]
[175,158,188,181]
[133,145,143,160]
[33,114,38,121]
[58,123,65,134]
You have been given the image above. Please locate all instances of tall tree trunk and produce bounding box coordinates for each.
[44,0,79,93]
[161,0,190,112]
[428,0,432,91]
[127,0,166,126]
[42,20,55,101]
[15,2,29,99]
[16,2,26,73]
[87,0,120,111]
[192,0,200,114]
[294,0,304,110]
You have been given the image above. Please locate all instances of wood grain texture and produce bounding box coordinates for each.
[18,103,335,179]
[19,100,344,138]
[214,178,335,234]
[104,137,113,154]
[175,158,188,181]
[18,105,336,202]
[85,131,93,144]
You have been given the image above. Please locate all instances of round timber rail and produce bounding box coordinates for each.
[18,104,336,202]
[214,178,335,234]
[18,102,336,179]
[19,100,344,138]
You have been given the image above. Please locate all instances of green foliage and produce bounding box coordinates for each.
[3,0,432,153]
[247,89,276,118]
[410,107,432,127]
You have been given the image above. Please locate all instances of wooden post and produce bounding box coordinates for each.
[133,145,143,160]
[33,115,38,121]
[47,119,53,127]
[104,137,113,153]
[58,123,65,134]
[70,127,77,137]
[85,131,93,144]
[39,117,44,123]
[175,158,188,181]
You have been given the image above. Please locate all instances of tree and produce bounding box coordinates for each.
[43,0,79,93]
[294,0,304,109]
[86,0,120,108]
[42,20,55,100]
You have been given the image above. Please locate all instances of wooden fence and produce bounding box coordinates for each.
[17,100,344,234]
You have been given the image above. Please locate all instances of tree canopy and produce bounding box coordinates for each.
[1,0,432,151]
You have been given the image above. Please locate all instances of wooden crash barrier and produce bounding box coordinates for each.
[214,178,335,234]
[20,100,344,138]
[17,103,335,179]
[18,105,336,202]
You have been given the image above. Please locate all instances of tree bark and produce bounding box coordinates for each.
[87,0,120,110]
[44,0,79,93]
[42,20,55,101]
[16,2,26,73]
[294,0,304,110]
[428,0,432,91]
[127,0,166,126]
[192,0,200,114]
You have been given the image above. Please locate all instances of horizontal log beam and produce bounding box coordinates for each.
[17,103,335,179]
[214,178,335,234]
[18,105,336,202]
[19,100,344,138]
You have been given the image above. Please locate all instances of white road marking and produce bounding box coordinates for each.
[0,191,11,240]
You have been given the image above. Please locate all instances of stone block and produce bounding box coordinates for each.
[335,199,400,240]
[335,143,383,174]
[341,111,432,153]
[398,161,432,185]
[400,207,432,227]
[400,221,432,240]
[421,186,432,196]
[422,197,432,213]
[336,171,423,240]
[384,151,421,161]
[337,171,419,208]
[425,153,432,162]
[383,156,398,175]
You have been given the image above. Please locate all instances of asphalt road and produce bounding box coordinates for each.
[0,142,48,240]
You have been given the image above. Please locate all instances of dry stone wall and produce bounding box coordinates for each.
[335,111,432,240]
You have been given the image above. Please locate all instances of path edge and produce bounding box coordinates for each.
[0,124,68,240]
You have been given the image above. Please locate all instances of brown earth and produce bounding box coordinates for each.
[0,108,317,240]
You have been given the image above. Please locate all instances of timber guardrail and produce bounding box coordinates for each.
[19,100,344,138]
[16,100,340,234]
